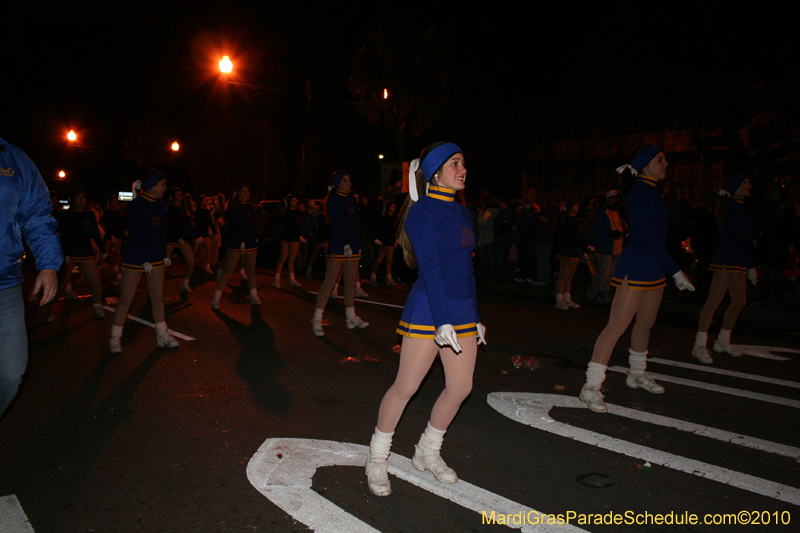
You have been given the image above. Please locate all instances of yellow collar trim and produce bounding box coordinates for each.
[141,192,156,202]
[638,175,658,187]
[428,185,456,202]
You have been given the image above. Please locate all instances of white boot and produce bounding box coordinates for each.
[626,349,664,393]
[250,288,262,306]
[180,277,192,293]
[93,303,105,320]
[564,292,580,308]
[365,428,394,496]
[412,422,458,484]
[579,362,608,413]
[273,273,281,289]
[713,329,742,357]
[109,325,123,354]
[555,293,568,310]
[312,309,324,336]
[355,281,369,298]
[155,322,179,348]
[345,307,369,329]
[211,290,222,310]
[692,332,713,364]
[289,274,301,288]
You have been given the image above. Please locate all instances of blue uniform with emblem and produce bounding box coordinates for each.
[121,191,167,272]
[611,175,680,290]
[709,195,753,273]
[57,207,105,262]
[397,185,479,339]
[326,190,361,260]
[225,201,258,254]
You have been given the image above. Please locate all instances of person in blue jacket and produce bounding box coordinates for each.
[109,169,179,353]
[273,194,303,288]
[165,187,197,293]
[364,142,487,497]
[211,183,261,309]
[0,136,62,418]
[555,199,584,309]
[311,171,376,336]
[579,145,695,413]
[692,174,757,363]
[57,189,106,319]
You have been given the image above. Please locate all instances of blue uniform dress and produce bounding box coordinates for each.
[225,201,258,255]
[166,203,195,246]
[611,175,680,290]
[326,190,361,261]
[279,208,301,245]
[121,191,167,272]
[57,207,105,262]
[556,213,582,262]
[709,195,753,273]
[397,185,479,339]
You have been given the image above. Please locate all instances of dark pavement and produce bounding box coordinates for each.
[0,262,798,532]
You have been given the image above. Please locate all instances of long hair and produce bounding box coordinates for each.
[397,142,448,268]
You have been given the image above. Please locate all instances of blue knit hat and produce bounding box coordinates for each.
[331,170,349,189]
[420,143,462,183]
[631,145,662,173]
[141,169,165,190]
[69,189,85,203]
[725,173,747,195]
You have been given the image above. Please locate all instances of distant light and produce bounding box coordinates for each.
[219,55,233,74]
[383,88,388,100]
[378,154,384,159]
[58,170,66,178]
[67,130,77,142]
[171,141,180,152]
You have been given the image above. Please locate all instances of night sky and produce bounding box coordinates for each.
[4,2,796,200]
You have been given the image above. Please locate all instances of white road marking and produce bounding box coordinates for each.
[306,292,405,309]
[101,306,196,341]
[247,438,588,533]
[648,358,800,389]
[607,367,800,409]
[487,393,800,506]
[0,495,35,533]
[736,345,799,361]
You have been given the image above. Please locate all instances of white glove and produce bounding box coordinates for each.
[299,236,307,243]
[196,237,204,244]
[434,324,462,353]
[101,253,108,261]
[240,242,246,253]
[476,323,487,345]
[143,262,154,274]
[373,239,383,246]
[672,271,695,291]
[587,245,595,252]
[343,244,352,258]
[747,268,758,285]
[178,238,186,245]
[164,257,172,267]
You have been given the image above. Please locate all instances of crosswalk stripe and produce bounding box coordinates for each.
[0,495,35,533]
[101,306,196,341]
[648,358,800,389]
[607,367,800,408]
[306,292,405,309]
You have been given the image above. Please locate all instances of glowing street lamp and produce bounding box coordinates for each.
[378,154,384,159]
[219,55,233,74]
[383,88,388,100]
[58,170,66,178]
[171,141,180,152]
[67,130,77,142]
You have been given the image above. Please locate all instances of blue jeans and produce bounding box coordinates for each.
[0,285,28,418]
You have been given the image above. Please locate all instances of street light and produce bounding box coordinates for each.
[58,170,66,179]
[171,141,180,152]
[67,130,77,142]
[219,55,233,74]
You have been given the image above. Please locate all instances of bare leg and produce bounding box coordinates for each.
[274,242,289,275]
[215,252,240,292]
[287,243,299,277]
[113,270,143,327]
[342,260,358,308]
[243,252,258,291]
[564,261,578,295]
[315,258,345,311]
[77,261,103,305]
[721,273,747,330]
[376,337,441,432]
[590,279,645,365]
[385,248,395,279]
[177,244,195,280]
[145,267,166,324]
[555,258,571,295]
[698,271,730,333]
[430,336,477,430]
[629,287,664,353]
[371,248,387,276]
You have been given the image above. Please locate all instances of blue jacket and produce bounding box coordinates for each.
[0,137,63,290]
[326,191,362,258]
[710,196,754,271]
[121,191,167,269]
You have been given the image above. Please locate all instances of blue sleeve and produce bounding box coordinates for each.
[406,204,451,328]
[19,156,63,271]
